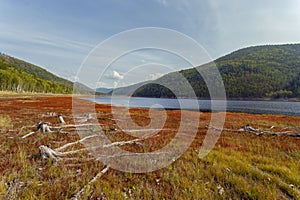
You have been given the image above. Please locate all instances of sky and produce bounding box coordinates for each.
[1,0,300,88]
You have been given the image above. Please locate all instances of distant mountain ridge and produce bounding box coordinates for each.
[0,53,90,94]
[132,44,300,99]
[96,87,113,94]
[3,43,300,98]
[96,81,152,96]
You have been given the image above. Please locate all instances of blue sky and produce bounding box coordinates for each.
[1,0,300,88]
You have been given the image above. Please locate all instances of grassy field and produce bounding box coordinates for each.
[0,96,299,199]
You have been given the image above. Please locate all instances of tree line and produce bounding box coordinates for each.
[133,44,300,99]
[0,53,72,93]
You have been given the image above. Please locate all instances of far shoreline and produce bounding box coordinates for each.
[89,96,300,117]
[94,93,300,102]
[1,90,299,102]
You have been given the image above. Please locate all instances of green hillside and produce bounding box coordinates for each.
[0,53,73,93]
[133,44,300,99]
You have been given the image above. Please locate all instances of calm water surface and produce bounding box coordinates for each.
[89,96,300,116]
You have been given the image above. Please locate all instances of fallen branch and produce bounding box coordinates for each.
[238,124,261,134]
[95,151,173,160]
[211,124,300,138]
[39,133,150,161]
[58,137,143,156]
[211,124,300,137]
[55,134,99,152]
[57,114,66,124]
[20,122,53,138]
[261,131,300,137]
[238,124,300,137]
[72,165,110,200]
[50,123,100,129]
[21,131,36,139]
[97,117,123,121]
[21,122,104,139]
[18,125,36,135]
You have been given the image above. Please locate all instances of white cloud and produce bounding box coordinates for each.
[113,81,119,88]
[113,71,124,80]
[148,73,163,80]
[105,70,124,80]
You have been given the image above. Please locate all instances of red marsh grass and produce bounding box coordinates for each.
[0,96,299,199]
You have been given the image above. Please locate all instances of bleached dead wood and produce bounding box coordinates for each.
[95,151,173,160]
[38,122,53,133]
[18,125,36,135]
[97,117,123,121]
[72,165,110,200]
[39,145,63,161]
[238,124,261,133]
[261,130,300,137]
[41,137,143,158]
[21,131,36,139]
[38,128,160,163]
[20,111,117,139]
[55,134,99,151]
[58,114,66,124]
[209,124,300,138]
[102,138,142,148]
[238,124,300,137]
[21,122,103,138]
[20,122,53,138]
[39,112,122,122]
[39,136,140,162]
[50,123,100,129]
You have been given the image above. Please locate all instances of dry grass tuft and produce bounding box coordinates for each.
[0,115,13,132]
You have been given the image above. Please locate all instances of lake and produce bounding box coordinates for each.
[89,96,300,116]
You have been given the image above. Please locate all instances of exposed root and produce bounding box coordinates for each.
[39,145,63,161]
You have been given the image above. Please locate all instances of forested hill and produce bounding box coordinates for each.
[133,44,300,99]
[0,53,74,93]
